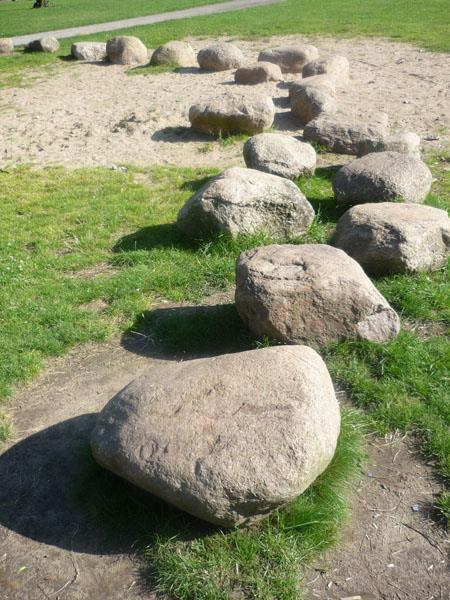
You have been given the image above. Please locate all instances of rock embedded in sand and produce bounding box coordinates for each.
[290,75,337,124]
[302,55,350,86]
[258,44,319,73]
[332,151,433,206]
[26,36,60,53]
[359,131,421,157]
[332,203,450,275]
[150,41,196,67]
[106,36,148,65]
[189,95,275,135]
[177,166,314,238]
[234,62,282,84]
[90,345,341,527]
[0,38,14,55]
[197,42,244,71]
[235,243,400,345]
[243,132,316,179]
[71,42,107,62]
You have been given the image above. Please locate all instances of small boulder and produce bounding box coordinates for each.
[332,203,450,275]
[359,131,421,157]
[106,36,148,65]
[303,113,389,155]
[177,166,314,239]
[0,38,14,55]
[243,133,316,179]
[332,151,432,206]
[235,244,400,346]
[91,345,341,527]
[234,62,282,84]
[71,42,107,62]
[26,36,60,53]
[150,41,196,67]
[189,95,275,135]
[258,44,319,73]
[302,55,349,86]
[290,76,337,124]
[197,42,244,71]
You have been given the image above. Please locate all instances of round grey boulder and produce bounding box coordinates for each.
[290,75,337,124]
[332,151,432,206]
[302,55,349,86]
[234,61,282,84]
[235,244,400,346]
[332,203,450,275]
[197,42,244,71]
[71,42,107,62]
[243,133,316,179]
[0,38,14,55]
[106,36,148,65]
[150,41,196,67]
[91,345,341,527]
[177,166,315,239]
[359,131,421,157]
[26,36,60,53]
[258,44,319,73]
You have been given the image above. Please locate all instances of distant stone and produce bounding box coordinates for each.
[332,203,450,275]
[302,55,349,86]
[91,345,341,527]
[150,41,196,67]
[106,36,148,65]
[26,36,60,53]
[290,76,337,124]
[243,133,316,179]
[177,166,314,238]
[189,95,275,135]
[303,113,389,155]
[0,38,14,55]
[71,42,107,62]
[234,62,282,84]
[258,44,319,73]
[332,152,433,206]
[197,42,244,71]
[359,131,421,157]
[235,244,400,346]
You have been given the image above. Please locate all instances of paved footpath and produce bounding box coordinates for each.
[12,0,283,45]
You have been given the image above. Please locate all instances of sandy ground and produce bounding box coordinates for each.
[1,35,450,169]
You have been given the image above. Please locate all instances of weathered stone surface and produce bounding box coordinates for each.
[235,244,400,345]
[258,44,319,73]
[332,151,432,206]
[290,76,337,124]
[359,131,421,157]
[302,55,349,86]
[177,166,314,238]
[234,62,282,84]
[189,95,275,135]
[150,41,196,67]
[243,133,316,179]
[91,345,341,527]
[332,203,450,275]
[106,36,148,65]
[71,42,107,62]
[26,36,60,53]
[303,113,389,155]
[197,42,244,71]
[0,38,14,55]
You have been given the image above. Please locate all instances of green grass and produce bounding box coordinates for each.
[434,491,450,526]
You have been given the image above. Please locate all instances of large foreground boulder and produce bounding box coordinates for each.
[243,133,316,179]
[302,55,349,86]
[258,44,319,73]
[290,76,337,124]
[0,38,14,55]
[151,41,196,67]
[235,244,400,345]
[106,36,148,65]
[177,167,314,238]
[71,42,107,62]
[333,152,433,206]
[91,345,341,527]
[189,95,275,135]
[234,62,282,84]
[332,203,450,275]
[303,113,389,155]
[197,42,244,70]
[26,36,60,53]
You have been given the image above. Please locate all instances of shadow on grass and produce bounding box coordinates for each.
[112,222,195,253]
[298,166,346,224]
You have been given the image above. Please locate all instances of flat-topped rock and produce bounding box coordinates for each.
[189,95,275,135]
[91,345,341,527]
[177,166,314,238]
[0,38,14,55]
[332,203,450,275]
[106,36,148,65]
[243,133,316,179]
[359,131,421,157]
[258,44,319,73]
[26,36,60,53]
[71,42,107,62]
[333,151,432,206]
[150,41,196,67]
[235,244,400,346]
[302,55,349,86]
[197,42,244,71]
[234,62,282,84]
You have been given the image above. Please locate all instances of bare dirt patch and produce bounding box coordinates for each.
[1,36,449,169]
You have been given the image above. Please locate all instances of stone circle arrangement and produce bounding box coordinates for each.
[3,33,449,528]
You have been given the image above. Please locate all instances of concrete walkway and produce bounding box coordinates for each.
[12,0,284,46]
